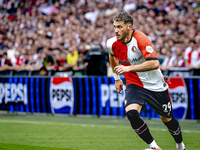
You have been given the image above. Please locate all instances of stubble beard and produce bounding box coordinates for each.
[119,29,128,42]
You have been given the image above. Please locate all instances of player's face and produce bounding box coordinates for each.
[113,21,128,41]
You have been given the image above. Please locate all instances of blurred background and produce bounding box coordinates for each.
[0,0,199,77]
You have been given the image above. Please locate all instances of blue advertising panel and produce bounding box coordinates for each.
[199,79,200,119]
[189,78,195,120]
[72,78,77,115]
[36,78,40,113]
[91,77,97,116]
[8,77,14,112]
[14,77,19,112]
[78,77,83,115]
[30,78,35,113]
[97,77,103,116]
[100,77,126,117]
[19,77,24,112]
[85,77,90,115]
[0,76,199,120]
[103,77,110,116]
[42,78,46,113]
[0,77,28,112]
[24,77,29,113]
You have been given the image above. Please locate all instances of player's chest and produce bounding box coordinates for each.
[115,41,143,65]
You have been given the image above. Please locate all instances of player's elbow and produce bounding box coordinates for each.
[149,60,159,70]
[154,60,160,69]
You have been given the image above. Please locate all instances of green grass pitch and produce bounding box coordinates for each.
[0,114,199,150]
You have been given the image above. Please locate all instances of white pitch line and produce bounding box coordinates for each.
[0,119,199,133]
[161,129,167,131]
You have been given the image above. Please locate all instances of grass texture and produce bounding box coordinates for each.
[0,114,199,150]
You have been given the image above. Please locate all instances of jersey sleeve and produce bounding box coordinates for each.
[137,34,158,60]
[106,37,116,55]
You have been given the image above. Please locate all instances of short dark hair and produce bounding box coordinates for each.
[113,12,133,25]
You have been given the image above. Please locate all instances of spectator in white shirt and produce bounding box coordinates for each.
[160,50,176,70]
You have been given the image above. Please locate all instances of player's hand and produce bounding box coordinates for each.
[115,79,123,94]
[114,65,130,75]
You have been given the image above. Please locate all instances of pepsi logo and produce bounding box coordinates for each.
[50,77,74,114]
[168,78,188,119]
[52,89,71,102]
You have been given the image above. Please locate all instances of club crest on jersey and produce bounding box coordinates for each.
[132,46,137,52]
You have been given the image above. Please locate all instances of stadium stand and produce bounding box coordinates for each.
[0,0,200,77]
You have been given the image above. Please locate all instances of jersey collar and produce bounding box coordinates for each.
[121,29,135,44]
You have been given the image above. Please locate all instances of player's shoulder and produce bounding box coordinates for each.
[107,36,117,46]
[133,29,152,48]
[106,36,119,55]
[107,36,118,50]
[133,29,149,40]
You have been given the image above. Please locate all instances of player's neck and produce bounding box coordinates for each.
[121,30,133,43]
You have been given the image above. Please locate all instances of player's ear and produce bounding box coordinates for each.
[128,24,132,30]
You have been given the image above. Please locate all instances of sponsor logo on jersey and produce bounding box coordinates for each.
[50,77,74,115]
[168,78,188,119]
[119,55,143,64]
[128,55,143,63]
[146,46,153,53]
[119,59,130,65]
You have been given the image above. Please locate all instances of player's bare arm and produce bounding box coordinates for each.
[109,53,123,94]
[114,59,159,75]
[109,53,119,71]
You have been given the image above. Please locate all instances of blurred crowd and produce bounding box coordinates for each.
[0,0,200,76]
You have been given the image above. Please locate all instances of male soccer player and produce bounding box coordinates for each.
[107,12,186,150]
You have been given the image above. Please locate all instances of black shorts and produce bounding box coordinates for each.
[125,84,173,118]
